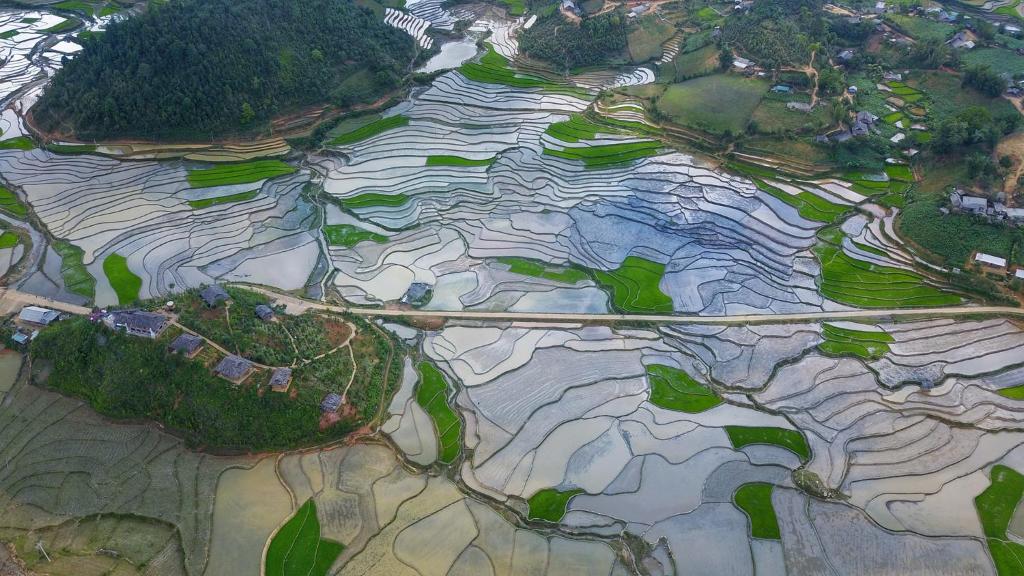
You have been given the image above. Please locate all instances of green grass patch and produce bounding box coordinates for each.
[885,14,955,42]
[657,74,768,135]
[497,257,589,284]
[818,323,893,360]
[425,155,495,167]
[543,140,661,168]
[627,15,675,63]
[998,385,1024,400]
[0,232,17,249]
[416,362,461,464]
[527,488,583,522]
[668,44,719,82]
[734,483,780,540]
[340,193,409,210]
[323,224,387,247]
[0,30,18,40]
[963,48,1024,77]
[646,364,721,413]
[0,137,34,151]
[53,1,95,15]
[752,179,847,224]
[102,253,141,305]
[52,240,95,300]
[726,426,810,462]
[187,190,259,209]
[884,164,914,182]
[186,160,295,189]
[500,0,526,15]
[593,256,673,313]
[0,187,27,218]
[329,115,409,146]
[976,465,1024,576]
[44,18,79,34]
[815,238,961,308]
[265,499,344,576]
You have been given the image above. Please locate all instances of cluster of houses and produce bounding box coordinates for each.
[973,251,1024,282]
[948,190,1024,224]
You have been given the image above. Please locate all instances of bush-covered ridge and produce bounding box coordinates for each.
[34,0,416,139]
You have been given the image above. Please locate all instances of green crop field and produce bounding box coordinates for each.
[998,385,1024,400]
[0,186,27,218]
[46,143,98,154]
[459,46,588,97]
[815,228,960,308]
[265,499,344,576]
[53,1,95,15]
[734,483,780,539]
[103,253,142,304]
[323,224,387,247]
[593,256,674,313]
[45,17,79,34]
[545,114,621,143]
[500,0,526,15]
[0,231,17,249]
[543,140,661,168]
[963,48,1024,77]
[416,362,461,464]
[186,160,295,188]
[53,240,95,300]
[726,426,810,462]
[0,137,33,151]
[975,466,1024,576]
[657,74,767,135]
[818,324,893,360]
[668,44,719,81]
[646,364,721,413]
[188,190,259,209]
[528,488,583,522]
[330,115,409,146]
[885,14,954,41]
[752,179,847,224]
[497,257,589,284]
[425,155,495,167]
[340,193,409,210]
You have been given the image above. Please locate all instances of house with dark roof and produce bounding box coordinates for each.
[214,355,255,384]
[269,367,293,392]
[321,393,342,413]
[169,333,204,358]
[255,304,274,321]
[401,282,432,305]
[19,306,60,326]
[104,310,168,339]
[200,285,230,308]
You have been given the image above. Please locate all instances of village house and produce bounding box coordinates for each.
[255,304,274,321]
[104,310,168,339]
[214,355,255,384]
[950,31,975,50]
[169,333,204,358]
[18,306,60,326]
[975,252,1007,270]
[321,392,342,413]
[269,367,293,392]
[200,284,230,308]
[732,56,754,71]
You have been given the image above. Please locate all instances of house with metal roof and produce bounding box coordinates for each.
[200,284,230,308]
[269,367,293,392]
[975,252,1007,269]
[104,310,169,339]
[214,355,255,384]
[169,333,204,358]
[19,306,60,326]
[321,392,342,413]
[255,304,274,321]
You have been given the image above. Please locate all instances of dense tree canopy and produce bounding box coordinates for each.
[34,0,417,139]
[519,12,628,71]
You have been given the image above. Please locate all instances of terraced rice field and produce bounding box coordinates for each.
[186,159,296,188]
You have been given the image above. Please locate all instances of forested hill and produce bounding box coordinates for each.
[33,0,417,139]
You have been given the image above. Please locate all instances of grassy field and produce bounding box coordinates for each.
[593,256,674,313]
[527,488,583,522]
[53,240,95,300]
[646,364,721,413]
[186,160,295,189]
[188,190,259,209]
[751,179,847,224]
[734,483,780,539]
[0,231,17,249]
[628,15,675,63]
[726,426,810,462]
[963,48,1024,76]
[668,44,719,81]
[329,115,408,146]
[102,253,141,304]
[265,499,344,576]
[543,140,661,168]
[818,323,893,360]
[499,0,526,15]
[975,465,1024,576]
[497,257,589,284]
[425,155,495,167]
[885,14,955,41]
[0,186,27,218]
[911,72,1017,120]
[751,97,831,134]
[340,193,409,210]
[323,224,387,247]
[815,228,961,308]
[657,74,767,135]
[416,362,461,464]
